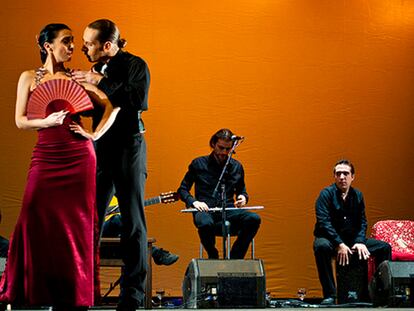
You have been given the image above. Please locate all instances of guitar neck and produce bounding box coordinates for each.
[144,196,161,207]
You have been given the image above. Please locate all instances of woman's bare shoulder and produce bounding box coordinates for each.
[18,70,36,84]
[20,69,36,79]
[17,70,38,92]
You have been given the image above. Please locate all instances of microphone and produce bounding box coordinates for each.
[231,135,244,141]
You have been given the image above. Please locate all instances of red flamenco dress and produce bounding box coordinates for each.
[0,79,98,308]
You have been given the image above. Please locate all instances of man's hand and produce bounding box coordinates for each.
[71,70,104,85]
[80,82,98,92]
[337,243,353,266]
[193,201,209,212]
[234,194,247,207]
[352,243,370,260]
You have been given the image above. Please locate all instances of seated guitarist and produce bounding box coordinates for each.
[102,193,179,266]
[177,128,261,259]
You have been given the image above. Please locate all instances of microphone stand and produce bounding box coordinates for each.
[212,138,243,259]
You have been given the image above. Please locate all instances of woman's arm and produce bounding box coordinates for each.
[69,82,119,141]
[15,71,68,130]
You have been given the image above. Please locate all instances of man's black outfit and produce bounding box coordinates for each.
[313,184,391,300]
[178,153,261,259]
[0,236,8,258]
[94,50,150,308]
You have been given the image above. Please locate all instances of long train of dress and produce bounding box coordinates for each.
[0,114,98,307]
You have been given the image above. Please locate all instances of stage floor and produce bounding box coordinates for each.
[5,304,413,310]
[90,307,414,311]
[4,298,412,310]
[5,308,413,311]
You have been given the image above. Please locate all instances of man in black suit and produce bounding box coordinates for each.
[72,19,149,311]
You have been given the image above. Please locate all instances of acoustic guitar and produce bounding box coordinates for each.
[105,191,179,219]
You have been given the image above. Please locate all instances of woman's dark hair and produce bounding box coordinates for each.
[37,23,71,64]
[88,19,127,48]
[209,128,234,148]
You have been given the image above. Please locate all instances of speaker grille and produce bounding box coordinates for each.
[370,260,414,307]
[182,259,266,308]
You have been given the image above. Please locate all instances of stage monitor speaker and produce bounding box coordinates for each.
[369,260,414,307]
[182,259,266,308]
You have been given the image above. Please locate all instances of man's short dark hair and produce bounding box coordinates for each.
[334,159,355,175]
[209,128,234,148]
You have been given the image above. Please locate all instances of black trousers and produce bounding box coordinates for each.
[0,235,9,258]
[313,237,392,299]
[96,133,147,306]
[194,209,261,259]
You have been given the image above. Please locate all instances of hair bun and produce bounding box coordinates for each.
[118,38,127,48]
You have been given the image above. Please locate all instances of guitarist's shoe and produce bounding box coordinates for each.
[152,246,179,265]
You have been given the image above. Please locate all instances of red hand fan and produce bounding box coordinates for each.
[27,79,94,120]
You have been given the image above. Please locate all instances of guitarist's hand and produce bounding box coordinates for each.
[235,194,247,207]
[193,201,209,212]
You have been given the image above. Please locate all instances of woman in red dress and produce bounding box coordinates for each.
[0,23,119,310]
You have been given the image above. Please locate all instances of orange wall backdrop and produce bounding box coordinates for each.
[1,0,414,299]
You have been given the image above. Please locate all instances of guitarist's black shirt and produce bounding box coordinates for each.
[178,153,249,208]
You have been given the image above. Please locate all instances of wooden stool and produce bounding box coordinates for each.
[100,237,156,309]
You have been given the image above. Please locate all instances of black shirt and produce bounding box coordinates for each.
[178,153,249,208]
[313,183,367,246]
[95,50,150,140]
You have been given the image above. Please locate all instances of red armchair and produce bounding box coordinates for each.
[368,220,414,281]
[371,220,414,261]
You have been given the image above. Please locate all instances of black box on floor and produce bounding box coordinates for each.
[369,260,414,307]
[336,253,369,304]
[182,259,266,308]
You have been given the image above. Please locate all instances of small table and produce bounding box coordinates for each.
[100,237,156,309]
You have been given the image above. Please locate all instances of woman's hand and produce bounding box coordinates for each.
[92,107,120,140]
[69,122,93,140]
[43,110,69,128]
